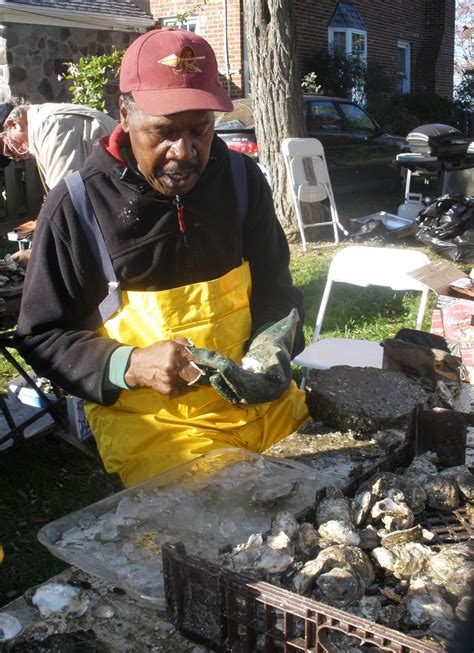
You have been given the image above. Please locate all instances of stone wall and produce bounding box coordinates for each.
[1,23,138,118]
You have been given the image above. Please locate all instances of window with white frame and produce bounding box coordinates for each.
[161,15,199,33]
[328,27,367,63]
[397,41,411,94]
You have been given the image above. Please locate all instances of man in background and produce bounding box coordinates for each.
[0,100,116,263]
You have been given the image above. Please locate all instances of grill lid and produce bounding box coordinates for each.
[407,123,469,158]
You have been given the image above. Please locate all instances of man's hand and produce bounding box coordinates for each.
[14,219,37,239]
[124,338,201,397]
[11,249,32,268]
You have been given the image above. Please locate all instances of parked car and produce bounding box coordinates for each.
[214,96,407,195]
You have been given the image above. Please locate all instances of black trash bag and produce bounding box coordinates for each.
[416,194,474,263]
[394,328,450,353]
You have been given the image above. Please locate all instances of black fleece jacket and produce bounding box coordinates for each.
[16,134,304,405]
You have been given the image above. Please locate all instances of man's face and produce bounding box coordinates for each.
[120,99,215,197]
[1,117,30,161]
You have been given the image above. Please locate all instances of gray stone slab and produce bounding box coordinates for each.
[306,366,430,434]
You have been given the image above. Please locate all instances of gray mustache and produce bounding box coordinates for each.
[157,164,199,176]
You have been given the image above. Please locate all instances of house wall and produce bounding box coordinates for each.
[149,0,244,98]
[0,24,136,117]
[294,0,454,99]
[147,0,454,100]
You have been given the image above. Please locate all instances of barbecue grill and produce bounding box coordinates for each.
[395,123,474,218]
[406,123,470,158]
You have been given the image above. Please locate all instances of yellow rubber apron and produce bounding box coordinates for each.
[85,262,309,487]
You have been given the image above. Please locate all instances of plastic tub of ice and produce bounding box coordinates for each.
[38,448,344,608]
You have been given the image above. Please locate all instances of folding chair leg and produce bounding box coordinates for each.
[294,201,308,252]
[327,191,349,242]
[299,367,310,389]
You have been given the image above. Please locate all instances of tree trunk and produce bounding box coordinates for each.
[243,0,307,240]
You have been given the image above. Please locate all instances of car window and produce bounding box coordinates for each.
[306,100,343,132]
[337,103,377,133]
[214,101,254,130]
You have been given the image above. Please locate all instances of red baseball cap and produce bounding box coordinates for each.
[120,28,233,116]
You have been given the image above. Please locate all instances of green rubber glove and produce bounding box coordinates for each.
[186,308,300,404]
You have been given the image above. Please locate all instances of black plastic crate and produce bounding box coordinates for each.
[163,542,440,652]
[162,435,472,652]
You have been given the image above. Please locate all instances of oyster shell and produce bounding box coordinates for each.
[315,486,352,527]
[250,480,298,506]
[32,583,90,618]
[255,529,295,574]
[91,602,116,619]
[295,522,320,557]
[403,451,439,480]
[256,546,294,574]
[371,542,434,579]
[424,476,460,511]
[0,612,22,641]
[271,511,299,539]
[456,595,473,621]
[397,476,427,514]
[407,576,454,625]
[318,520,360,546]
[371,491,414,531]
[369,472,401,498]
[220,529,295,575]
[466,502,474,523]
[219,533,263,571]
[357,526,380,550]
[378,604,404,628]
[430,620,461,647]
[351,488,373,527]
[379,524,423,549]
[349,595,382,622]
[439,465,474,501]
[422,542,474,602]
[315,566,365,607]
[351,472,426,525]
[293,544,374,602]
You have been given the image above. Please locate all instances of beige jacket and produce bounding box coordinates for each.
[27,103,117,191]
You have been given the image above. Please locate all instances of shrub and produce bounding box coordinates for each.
[62,50,124,113]
[454,69,474,109]
[304,47,396,104]
[369,93,456,136]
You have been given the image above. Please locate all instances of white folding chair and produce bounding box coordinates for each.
[282,137,348,251]
[294,246,431,386]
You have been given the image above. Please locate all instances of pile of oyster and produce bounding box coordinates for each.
[0,254,25,291]
[218,452,474,649]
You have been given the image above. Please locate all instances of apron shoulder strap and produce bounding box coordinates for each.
[65,171,122,326]
[229,150,248,224]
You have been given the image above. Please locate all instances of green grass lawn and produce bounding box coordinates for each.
[0,184,461,605]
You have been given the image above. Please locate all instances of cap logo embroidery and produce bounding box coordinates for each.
[158,46,205,74]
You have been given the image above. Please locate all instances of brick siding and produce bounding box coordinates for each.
[149,0,454,100]
[293,0,455,98]
[149,0,244,98]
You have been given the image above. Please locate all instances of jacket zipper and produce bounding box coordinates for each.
[175,195,188,247]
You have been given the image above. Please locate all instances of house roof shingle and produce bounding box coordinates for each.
[4,0,154,21]
[329,2,367,31]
